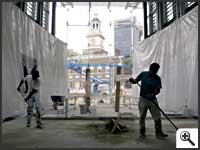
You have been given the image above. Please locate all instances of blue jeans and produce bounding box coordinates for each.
[26,95,41,124]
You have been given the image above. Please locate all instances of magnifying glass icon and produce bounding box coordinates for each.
[180,131,195,146]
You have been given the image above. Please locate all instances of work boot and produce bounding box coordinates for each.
[139,127,146,139]
[156,132,168,139]
[37,121,44,126]
[35,121,44,129]
[140,133,146,139]
[35,124,43,129]
[26,122,31,128]
[155,119,168,139]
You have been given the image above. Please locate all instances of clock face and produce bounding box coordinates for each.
[91,38,96,45]
[89,35,104,46]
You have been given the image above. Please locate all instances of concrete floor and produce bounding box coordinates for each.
[2,117,198,148]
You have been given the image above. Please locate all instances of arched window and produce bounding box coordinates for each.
[93,23,95,29]
[96,23,98,29]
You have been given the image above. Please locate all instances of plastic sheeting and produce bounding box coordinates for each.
[132,6,198,117]
[2,3,67,120]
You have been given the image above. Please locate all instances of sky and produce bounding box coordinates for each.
[52,3,144,56]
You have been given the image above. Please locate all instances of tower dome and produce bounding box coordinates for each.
[91,14,101,31]
[91,17,101,23]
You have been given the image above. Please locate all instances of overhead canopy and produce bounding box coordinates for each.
[58,2,141,10]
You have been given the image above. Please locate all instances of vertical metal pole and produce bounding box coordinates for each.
[87,1,91,67]
[115,66,121,112]
[51,2,56,35]
[179,2,185,17]
[173,2,178,19]
[149,3,153,34]
[88,1,91,26]
[158,2,163,30]
[143,2,148,38]
[109,64,112,98]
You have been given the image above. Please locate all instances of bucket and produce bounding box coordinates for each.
[80,104,87,114]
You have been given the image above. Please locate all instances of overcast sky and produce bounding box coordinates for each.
[52,3,144,55]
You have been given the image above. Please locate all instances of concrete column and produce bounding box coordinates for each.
[85,68,91,112]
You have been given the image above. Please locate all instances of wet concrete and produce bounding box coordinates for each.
[2,117,198,148]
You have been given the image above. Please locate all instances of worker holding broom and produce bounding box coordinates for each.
[17,70,44,129]
[129,63,168,139]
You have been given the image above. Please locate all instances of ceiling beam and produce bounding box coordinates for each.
[130,2,140,9]
[125,2,129,9]
[60,2,65,7]
[60,2,73,8]
[107,2,111,9]
[69,2,74,8]
[125,2,141,10]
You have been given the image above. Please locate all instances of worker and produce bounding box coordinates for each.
[17,70,44,129]
[129,63,168,139]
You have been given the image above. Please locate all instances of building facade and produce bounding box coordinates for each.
[114,17,143,57]
[114,17,143,88]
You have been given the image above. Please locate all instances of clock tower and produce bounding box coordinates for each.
[83,14,108,56]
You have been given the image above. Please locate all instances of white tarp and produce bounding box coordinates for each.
[132,6,198,117]
[2,3,67,120]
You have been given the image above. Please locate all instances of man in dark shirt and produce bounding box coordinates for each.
[129,63,168,139]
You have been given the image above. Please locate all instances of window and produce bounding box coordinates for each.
[98,75,102,78]
[106,66,110,73]
[97,66,102,73]
[106,75,109,78]
[186,2,196,8]
[25,2,38,20]
[75,76,79,79]
[42,2,49,30]
[75,82,80,89]
[90,67,94,73]
[184,2,198,14]
[98,69,101,73]
[162,2,177,26]
[146,2,158,36]
[70,82,73,88]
